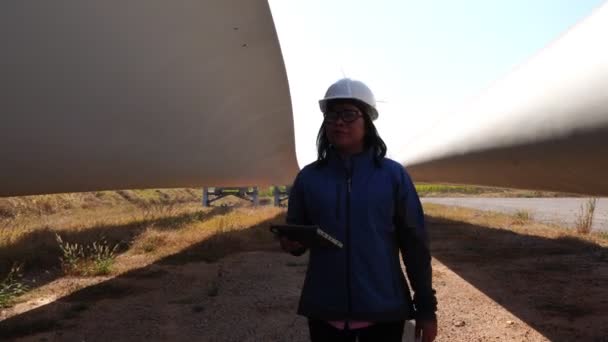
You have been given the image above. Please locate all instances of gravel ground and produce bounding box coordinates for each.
[2,215,607,341]
[422,198,608,232]
[0,251,549,342]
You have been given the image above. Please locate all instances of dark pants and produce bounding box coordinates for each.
[308,319,405,342]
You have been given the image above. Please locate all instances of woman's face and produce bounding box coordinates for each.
[324,102,366,154]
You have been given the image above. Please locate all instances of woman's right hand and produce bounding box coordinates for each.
[279,236,305,254]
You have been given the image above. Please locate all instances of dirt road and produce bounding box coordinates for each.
[423,198,608,231]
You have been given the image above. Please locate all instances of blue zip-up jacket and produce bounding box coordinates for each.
[286,148,437,321]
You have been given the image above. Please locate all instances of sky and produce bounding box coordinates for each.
[267,0,606,167]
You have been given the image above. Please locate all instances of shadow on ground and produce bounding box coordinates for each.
[428,215,608,342]
[0,206,230,295]
[0,210,286,340]
[2,212,608,341]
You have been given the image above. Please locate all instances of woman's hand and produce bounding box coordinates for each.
[415,319,438,342]
[279,236,304,254]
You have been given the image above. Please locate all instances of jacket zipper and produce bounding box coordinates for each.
[345,167,353,330]
[336,184,341,219]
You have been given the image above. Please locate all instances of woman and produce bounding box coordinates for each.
[280,78,437,342]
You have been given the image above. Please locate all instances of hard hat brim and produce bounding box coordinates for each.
[318,97,379,121]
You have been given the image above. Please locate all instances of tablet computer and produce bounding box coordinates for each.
[270,224,343,249]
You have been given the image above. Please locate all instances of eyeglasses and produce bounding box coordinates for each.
[323,110,362,123]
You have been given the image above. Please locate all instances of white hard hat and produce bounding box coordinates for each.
[319,78,379,121]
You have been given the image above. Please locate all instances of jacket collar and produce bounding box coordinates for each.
[327,146,375,173]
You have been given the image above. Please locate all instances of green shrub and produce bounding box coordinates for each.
[56,234,119,276]
[0,264,28,308]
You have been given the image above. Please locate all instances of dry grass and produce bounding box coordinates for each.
[416,183,491,196]
[416,183,576,198]
[575,198,597,234]
[0,187,285,311]
[2,190,606,341]
[125,205,285,265]
[423,203,608,246]
[55,234,119,276]
[0,204,201,277]
[5,188,600,315]
[513,209,533,224]
[0,189,203,277]
[131,228,168,254]
[2,203,282,276]
[0,188,199,222]
[0,264,28,308]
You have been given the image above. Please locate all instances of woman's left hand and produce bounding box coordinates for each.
[415,318,437,342]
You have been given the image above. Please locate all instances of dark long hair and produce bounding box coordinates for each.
[316,99,387,167]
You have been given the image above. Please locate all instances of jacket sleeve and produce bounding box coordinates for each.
[394,167,437,321]
[285,171,310,256]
